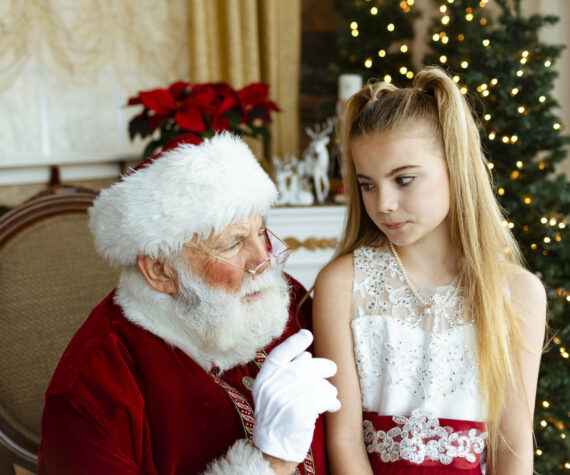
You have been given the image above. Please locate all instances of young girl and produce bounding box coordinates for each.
[313,66,546,474]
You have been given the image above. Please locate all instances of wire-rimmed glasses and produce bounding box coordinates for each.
[188,228,291,278]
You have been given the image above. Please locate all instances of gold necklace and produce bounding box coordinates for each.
[388,240,462,311]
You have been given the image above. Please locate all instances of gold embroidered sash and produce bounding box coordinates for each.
[210,350,315,474]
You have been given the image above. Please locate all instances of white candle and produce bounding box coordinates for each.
[338,74,363,101]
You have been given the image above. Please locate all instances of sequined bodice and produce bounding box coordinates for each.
[351,246,484,421]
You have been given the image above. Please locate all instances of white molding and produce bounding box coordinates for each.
[0,162,123,186]
[268,205,347,289]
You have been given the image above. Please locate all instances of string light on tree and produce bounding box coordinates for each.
[336,0,418,87]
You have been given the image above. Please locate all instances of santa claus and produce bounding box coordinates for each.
[38,133,340,474]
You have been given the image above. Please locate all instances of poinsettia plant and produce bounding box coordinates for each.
[127,81,280,164]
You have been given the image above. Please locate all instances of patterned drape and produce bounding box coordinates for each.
[186,0,302,158]
[0,0,190,91]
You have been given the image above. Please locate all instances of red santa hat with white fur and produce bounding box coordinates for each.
[88,132,277,266]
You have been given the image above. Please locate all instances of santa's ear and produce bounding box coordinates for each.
[136,255,177,295]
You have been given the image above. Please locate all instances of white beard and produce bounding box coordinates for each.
[115,265,290,373]
[173,262,290,366]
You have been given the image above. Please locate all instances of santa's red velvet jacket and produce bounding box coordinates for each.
[38,274,326,474]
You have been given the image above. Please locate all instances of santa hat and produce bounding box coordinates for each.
[89,132,277,266]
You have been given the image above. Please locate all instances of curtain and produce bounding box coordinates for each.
[0,0,189,92]
[187,0,302,159]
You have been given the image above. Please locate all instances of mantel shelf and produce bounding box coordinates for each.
[267,204,347,289]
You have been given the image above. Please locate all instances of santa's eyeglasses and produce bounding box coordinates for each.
[187,228,290,278]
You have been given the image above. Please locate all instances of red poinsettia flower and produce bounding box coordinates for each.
[187,84,220,115]
[139,88,178,115]
[174,104,206,133]
[237,83,281,123]
[127,95,143,106]
[168,81,190,101]
[216,87,240,116]
[211,114,231,132]
[127,80,280,160]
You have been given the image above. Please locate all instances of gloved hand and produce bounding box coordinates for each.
[252,329,341,463]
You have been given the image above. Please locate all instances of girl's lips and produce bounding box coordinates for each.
[384,221,407,230]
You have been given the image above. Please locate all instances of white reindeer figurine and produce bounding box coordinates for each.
[272,155,314,206]
[302,117,335,204]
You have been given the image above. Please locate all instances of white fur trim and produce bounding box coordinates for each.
[204,439,274,475]
[89,133,277,266]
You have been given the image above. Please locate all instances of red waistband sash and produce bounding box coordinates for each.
[210,351,316,475]
[363,410,487,473]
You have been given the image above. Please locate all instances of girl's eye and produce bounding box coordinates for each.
[396,176,414,186]
[359,182,374,192]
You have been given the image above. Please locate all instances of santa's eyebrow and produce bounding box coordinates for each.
[212,219,267,248]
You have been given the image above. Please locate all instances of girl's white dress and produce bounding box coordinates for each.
[351,245,487,474]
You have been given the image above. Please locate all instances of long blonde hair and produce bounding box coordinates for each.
[338,66,524,468]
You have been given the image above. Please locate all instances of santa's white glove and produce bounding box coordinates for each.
[252,329,341,463]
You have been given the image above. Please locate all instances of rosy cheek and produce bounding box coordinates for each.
[202,261,244,293]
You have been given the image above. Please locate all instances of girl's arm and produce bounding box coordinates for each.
[313,255,373,475]
[495,268,546,475]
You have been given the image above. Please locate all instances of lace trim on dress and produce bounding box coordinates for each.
[363,409,488,465]
[353,246,467,332]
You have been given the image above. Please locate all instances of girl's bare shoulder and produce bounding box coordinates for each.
[506,265,546,309]
[314,253,354,292]
[505,265,547,340]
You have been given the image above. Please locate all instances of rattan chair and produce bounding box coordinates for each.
[0,187,120,474]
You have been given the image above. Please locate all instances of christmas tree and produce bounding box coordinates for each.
[333,0,420,85]
[424,0,570,472]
